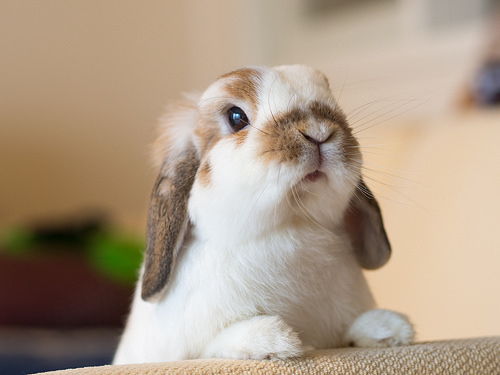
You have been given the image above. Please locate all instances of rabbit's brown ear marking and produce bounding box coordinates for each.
[141,147,199,301]
[345,180,391,270]
[194,124,221,155]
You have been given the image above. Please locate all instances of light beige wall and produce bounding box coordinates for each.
[1,0,183,230]
[360,114,500,341]
[0,0,267,231]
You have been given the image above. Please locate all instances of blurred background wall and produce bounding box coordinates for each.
[1,0,499,367]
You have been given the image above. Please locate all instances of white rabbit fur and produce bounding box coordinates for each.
[113,65,414,364]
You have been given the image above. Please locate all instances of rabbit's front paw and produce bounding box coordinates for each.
[203,315,304,360]
[346,309,415,348]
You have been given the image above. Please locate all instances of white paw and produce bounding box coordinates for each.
[346,309,415,348]
[203,315,304,360]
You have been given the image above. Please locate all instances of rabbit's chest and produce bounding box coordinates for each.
[176,233,372,348]
[155,231,373,352]
[187,232,359,309]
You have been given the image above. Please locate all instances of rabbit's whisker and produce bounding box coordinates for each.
[348,97,417,126]
[346,98,396,121]
[243,177,273,229]
[267,75,281,130]
[348,160,420,185]
[248,123,271,136]
[349,97,416,127]
[272,164,284,227]
[353,99,425,135]
[344,164,425,210]
[290,185,334,235]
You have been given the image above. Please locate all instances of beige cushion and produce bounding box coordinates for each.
[35,337,499,375]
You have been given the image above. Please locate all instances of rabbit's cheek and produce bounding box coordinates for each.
[197,160,212,187]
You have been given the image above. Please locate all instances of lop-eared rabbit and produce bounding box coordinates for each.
[114,65,414,364]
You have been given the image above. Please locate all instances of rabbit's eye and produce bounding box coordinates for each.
[227,106,249,132]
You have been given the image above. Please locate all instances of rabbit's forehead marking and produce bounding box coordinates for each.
[269,65,332,102]
[273,64,330,89]
[194,68,262,149]
[219,68,262,111]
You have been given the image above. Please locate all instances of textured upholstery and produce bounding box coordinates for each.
[35,337,499,375]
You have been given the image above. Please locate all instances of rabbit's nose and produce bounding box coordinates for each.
[299,129,334,145]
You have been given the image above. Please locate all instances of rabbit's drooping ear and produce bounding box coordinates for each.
[345,180,391,269]
[141,146,199,301]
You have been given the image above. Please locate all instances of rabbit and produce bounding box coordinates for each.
[113,65,414,364]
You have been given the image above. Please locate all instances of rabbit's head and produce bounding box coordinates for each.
[142,65,390,301]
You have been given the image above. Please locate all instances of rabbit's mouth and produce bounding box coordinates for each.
[304,170,325,182]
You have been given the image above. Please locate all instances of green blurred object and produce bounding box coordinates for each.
[87,232,143,285]
[0,214,144,286]
[1,228,36,254]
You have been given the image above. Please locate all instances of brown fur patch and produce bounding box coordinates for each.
[142,147,199,301]
[260,110,307,163]
[198,160,212,186]
[345,179,391,270]
[258,102,358,164]
[232,128,249,146]
[341,128,361,164]
[273,108,308,127]
[220,68,261,111]
[309,101,348,129]
[194,121,221,155]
